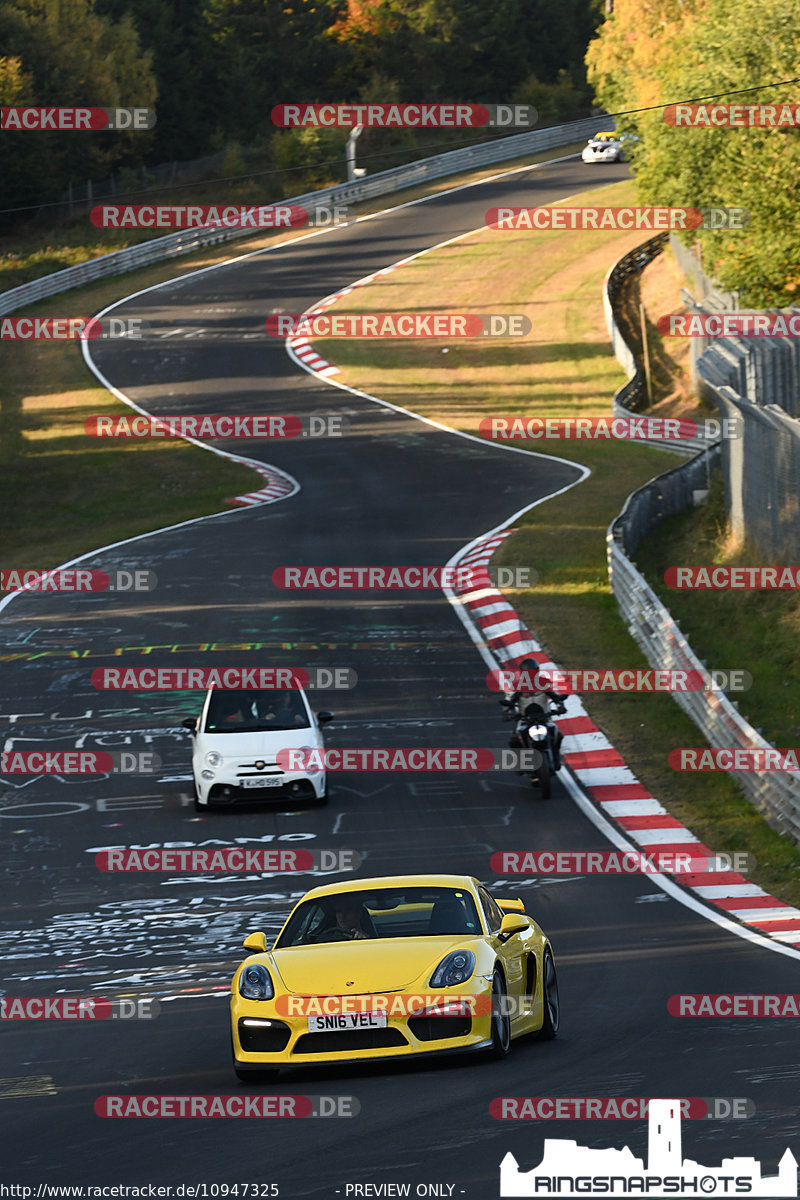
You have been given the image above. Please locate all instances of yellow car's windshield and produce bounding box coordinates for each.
[275,886,482,946]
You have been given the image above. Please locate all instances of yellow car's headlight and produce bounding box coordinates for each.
[239,963,274,1001]
[429,950,475,988]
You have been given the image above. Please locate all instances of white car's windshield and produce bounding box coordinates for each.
[204,688,310,733]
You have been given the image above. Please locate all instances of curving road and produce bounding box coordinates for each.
[2,156,800,1195]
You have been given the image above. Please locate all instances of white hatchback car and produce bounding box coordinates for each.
[581,131,624,163]
[183,686,333,809]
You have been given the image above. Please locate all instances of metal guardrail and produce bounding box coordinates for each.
[604,242,800,846]
[605,232,668,415]
[0,114,611,317]
[608,459,800,846]
[603,231,713,455]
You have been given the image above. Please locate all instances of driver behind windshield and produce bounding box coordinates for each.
[256,691,306,726]
[334,903,372,940]
[309,900,374,942]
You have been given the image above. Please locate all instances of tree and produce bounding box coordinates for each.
[585,0,800,305]
[0,0,157,221]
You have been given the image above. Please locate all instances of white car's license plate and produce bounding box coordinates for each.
[240,777,281,788]
[307,1011,387,1032]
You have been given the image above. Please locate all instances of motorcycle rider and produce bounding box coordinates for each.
[505,657,567,770]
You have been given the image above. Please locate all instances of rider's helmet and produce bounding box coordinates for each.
[518,657,538,683]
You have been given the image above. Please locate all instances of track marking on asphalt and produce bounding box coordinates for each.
[0,1075,56,1098]
[331,805,514,835]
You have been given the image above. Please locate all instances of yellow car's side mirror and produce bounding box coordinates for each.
[498,913,529,940]
[242,931,268,953]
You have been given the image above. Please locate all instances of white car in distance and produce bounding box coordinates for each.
[183,685,333,809]
[581,131,624,163]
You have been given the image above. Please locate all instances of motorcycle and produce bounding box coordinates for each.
[499,694,566,798]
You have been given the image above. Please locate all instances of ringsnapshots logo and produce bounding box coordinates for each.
[271,103,536,128]
[83,414,348,439]
[266,313,530,338]
[1,106,156,130]
[499,1098,797,1197]
[90,203,349,230]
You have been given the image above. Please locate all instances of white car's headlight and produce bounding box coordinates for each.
[239,963,274,1001]
[430,950,475,987]
[205,750,222,767]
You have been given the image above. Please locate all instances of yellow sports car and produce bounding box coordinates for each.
[230,873,559,1079]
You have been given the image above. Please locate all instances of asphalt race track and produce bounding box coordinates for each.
[2,156,800,1196]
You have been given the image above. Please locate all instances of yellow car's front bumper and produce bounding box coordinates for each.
[231,994,495,1069]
